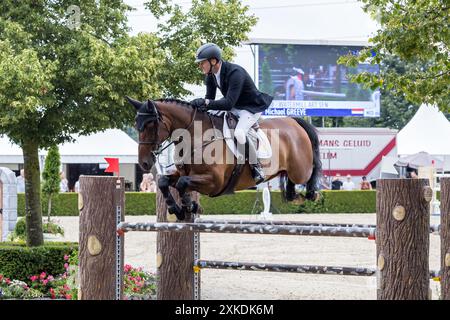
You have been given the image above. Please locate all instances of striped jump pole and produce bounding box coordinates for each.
[195,260,376,276]
[194,260,440,279]
[194,218,440,234]
[117,221,376,238]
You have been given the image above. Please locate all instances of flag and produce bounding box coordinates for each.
[105,157,119,175]
[351,108,364,116]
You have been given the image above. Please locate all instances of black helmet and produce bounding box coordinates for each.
[195,43,222,63]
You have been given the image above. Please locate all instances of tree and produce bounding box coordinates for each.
[0,0,256,246]
[343,56,421,129]
[42,145,61,222]
[145,0,258,96]
[260,58,274,95]
[338,0,449,111]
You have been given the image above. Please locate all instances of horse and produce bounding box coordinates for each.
[126,97,322,220]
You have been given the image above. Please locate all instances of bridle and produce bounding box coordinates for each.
[136,100,198,157]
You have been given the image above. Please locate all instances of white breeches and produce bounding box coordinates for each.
[231,109,262,144]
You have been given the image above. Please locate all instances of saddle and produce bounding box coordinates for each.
[207,111,272,197]
[208,111,271,160]
[225,112,260,131]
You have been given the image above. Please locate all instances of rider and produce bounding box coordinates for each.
[190,43,273,184]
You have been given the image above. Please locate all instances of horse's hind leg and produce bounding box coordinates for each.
[286,178,306,204]
[158,174,184,220]
[285,179,296,201]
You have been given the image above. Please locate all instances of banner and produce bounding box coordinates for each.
[258,44,380,118]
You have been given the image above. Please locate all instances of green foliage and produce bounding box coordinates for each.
[342,56,423,129]
[9,218,64,242]
[260,58,274,95]
[17,192,158,216]
[42,222,64,236]
[145,0,258,96]
[0,276,44,300]
[0,242,78,283]
[125,192,158,215]
[17,190,376,216]
[0,1,258,246]
[338,0,450,111]
[9,218,26,241]
[42,145,61,196]
[123,264,157,300]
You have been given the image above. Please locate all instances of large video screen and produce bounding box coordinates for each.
[258,44,380,117]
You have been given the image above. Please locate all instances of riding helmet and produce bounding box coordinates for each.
[195,43,222,63]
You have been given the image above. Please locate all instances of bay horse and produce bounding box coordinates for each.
[126,97,322,220]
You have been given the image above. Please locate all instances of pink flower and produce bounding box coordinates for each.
[64,263,69,269]
[63,284,70,291]
[42,279,48,285]
[124,264,132,273]
[47,275,54,281]
[64,255,70,261]
[5,278,11,284]
[30,275,39,282]
[40,272,46,279]
[65,294,72,300]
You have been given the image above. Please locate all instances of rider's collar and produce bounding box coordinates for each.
[213,60,222,76]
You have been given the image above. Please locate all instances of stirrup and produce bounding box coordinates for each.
[251,164,265,184]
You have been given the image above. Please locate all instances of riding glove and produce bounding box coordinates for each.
[190,98,206,108]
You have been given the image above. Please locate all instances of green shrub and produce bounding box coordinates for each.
[8,218,64,242]
[43,221,64,236]
[124,192,157,215]
[0,242,78,283]
[17,190,377,216]
[10,217,26,240]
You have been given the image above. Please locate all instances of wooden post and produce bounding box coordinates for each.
[441,178,450,300]
[156,175,199,300]
[376,179,430,300]
[79,176,124,300]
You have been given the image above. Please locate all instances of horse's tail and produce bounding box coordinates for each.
[293,118,322,200]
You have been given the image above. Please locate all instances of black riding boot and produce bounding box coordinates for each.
[247,138,265,184]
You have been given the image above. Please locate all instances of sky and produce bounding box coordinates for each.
[123,0,378,42]
[122,0,379,97]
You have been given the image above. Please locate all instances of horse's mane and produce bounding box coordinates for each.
[155,98,193,108]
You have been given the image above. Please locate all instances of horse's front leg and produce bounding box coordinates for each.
[175,176,198,220]
[157,173,184,220]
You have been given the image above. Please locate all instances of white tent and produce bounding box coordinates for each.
[379,155,399,178]
[0,129,138,164]
[396,104,450,170]
[57,129,138,164]
[0,135,25,163]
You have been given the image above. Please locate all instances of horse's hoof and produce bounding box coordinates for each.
[313,192,322,202]
[169,206,185,221]
[292,194,306,205]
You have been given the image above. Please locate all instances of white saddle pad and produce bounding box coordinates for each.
[221,112,272,160]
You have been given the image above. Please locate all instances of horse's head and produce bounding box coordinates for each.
[126,96,165,171]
